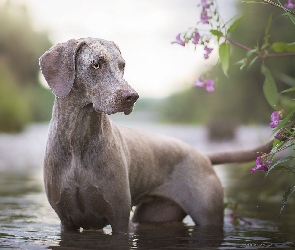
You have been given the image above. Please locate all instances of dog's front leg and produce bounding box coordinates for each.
[107,195,132,234]
[102,178,133,234]
[109,214,133,234]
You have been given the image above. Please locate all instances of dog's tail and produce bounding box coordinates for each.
[207,140,274,165]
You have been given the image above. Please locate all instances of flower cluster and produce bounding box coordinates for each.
[284,0,295,9]
[171,32,214,60]
[172,0,215,92]
[200,10,211,24]
[250,155,270,174]
[171,28,215,92]
[198,0,213,24]
[193,77,215,92]
[171,0,215,60]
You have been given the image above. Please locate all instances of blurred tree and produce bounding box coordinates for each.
[162,1,295,128]
[0,1,53,133]
[0,1,52,85]
[0,61,31,132]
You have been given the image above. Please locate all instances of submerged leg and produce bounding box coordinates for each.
[132,197,187,224]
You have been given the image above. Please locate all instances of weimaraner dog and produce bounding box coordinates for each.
[39,38,273,234]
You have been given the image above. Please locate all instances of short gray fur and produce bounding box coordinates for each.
[40,37,273,234]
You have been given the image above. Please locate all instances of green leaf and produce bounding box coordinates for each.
[240,64,246,70]
[266,156,295,176]
[261,44,268,50]
[262,65,278,107]
[248,56,259,68]
[272,42,295,52]
[227,16,244,33]
[263,14,273,46]
[235,58,247,70]
[272,138,281,148]
[210,29,223,38]
[281,86,295,93]
[284,12,295,25]
[272,139,285,150]
[246,49,257,59]
[272,42,287,52]
[235,58,246,65]
[219,42,230,76]
[280,185,295,213]
[283,43,295,52]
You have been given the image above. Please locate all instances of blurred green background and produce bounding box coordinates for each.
[0,1,294,134]
[0,2,53,133]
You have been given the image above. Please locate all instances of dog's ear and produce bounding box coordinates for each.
[39,39,84,98]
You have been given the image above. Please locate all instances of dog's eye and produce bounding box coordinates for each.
[92,62,100,70]
[92,57,106,70]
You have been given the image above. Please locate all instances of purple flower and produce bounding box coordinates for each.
[204,46,213,54]
[204,45,213,59]
[192,31,201,45]
[205,79,215,92]
[200,10,210,24]
[171,34,185,46]
[250,156,269,174]
[270,111,280,128]
[274,132,283,141]
[284,0,295,9]
[194,77,205,88]
[194,77,215,92]
[199,0,211,9]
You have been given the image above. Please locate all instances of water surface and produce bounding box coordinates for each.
[0,123,294,249]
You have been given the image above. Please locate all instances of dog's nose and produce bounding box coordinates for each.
[124,92,139,103]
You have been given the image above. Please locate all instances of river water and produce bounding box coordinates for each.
[0,118,294,249]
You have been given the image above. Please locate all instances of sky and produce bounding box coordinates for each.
[6,0,236,98]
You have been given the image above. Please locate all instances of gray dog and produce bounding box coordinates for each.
[39,38,273,234]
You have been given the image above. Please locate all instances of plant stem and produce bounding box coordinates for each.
[225,37,254,52]
[267,52,295,57]
[225,37,295,58]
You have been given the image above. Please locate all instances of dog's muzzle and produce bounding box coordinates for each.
[121,91,139,115]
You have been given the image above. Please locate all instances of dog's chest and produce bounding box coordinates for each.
[55,180,112,229]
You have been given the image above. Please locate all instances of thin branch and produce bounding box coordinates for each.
[225,37,295,58]
[267,52,295,57]
[225,37,255,52]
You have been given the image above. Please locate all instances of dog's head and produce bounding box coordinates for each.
[39,38,139,115]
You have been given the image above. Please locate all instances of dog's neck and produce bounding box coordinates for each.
[51,97,112,153]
